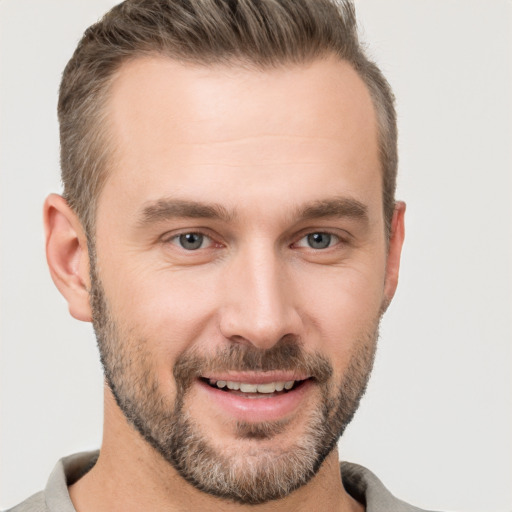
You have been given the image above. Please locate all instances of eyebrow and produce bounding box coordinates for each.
[296,197,369,223]
[139,199,235,225]
[138,196,368,226]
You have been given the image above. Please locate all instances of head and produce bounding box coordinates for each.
[58,0,398,239]
[46,0,405,506]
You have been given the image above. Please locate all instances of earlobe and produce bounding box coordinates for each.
[382,201,406,311]
[44,194,93,322]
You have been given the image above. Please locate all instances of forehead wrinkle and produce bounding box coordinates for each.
[138,198,236,226]
[172,133,346,147]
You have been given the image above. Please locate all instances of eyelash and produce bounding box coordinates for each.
[167,232,217,251]
[293,232,342,250]
[164,230,346,252]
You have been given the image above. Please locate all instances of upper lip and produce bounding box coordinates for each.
[200,371,310,384]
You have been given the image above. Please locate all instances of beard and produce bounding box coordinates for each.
[89,260,379,505]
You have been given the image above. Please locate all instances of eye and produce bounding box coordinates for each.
[296,232,339,250]
[171,232,210,250]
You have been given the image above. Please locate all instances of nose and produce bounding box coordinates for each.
[219,243,302,350]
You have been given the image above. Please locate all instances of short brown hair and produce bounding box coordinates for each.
[58,0,397,236]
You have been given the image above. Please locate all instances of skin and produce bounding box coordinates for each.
[44,55,405,512]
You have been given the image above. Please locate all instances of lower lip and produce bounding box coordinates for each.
[196,379,314,423]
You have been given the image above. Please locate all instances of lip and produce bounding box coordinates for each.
[196,377,314,423]
[201,371,310,385]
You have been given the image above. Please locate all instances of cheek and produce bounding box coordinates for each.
[102,263,222,358]
[295,263,384,361]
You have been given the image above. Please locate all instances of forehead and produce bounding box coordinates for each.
[100,55,380,222]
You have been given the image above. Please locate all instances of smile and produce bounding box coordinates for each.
[196,375,314,422]
[205,378,307,395]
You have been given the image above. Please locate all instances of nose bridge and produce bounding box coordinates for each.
[220,239,300,349]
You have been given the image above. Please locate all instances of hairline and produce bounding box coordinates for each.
[78,51,392,241]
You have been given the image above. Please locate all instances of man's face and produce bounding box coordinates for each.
[90,56,398,504]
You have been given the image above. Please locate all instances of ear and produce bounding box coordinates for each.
[383,201,406,310]
[44,194,92,322]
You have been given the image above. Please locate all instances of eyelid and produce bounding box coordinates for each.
[161,229,219,248]
[174,233,211,249]
[295,232,339,249]
[159,227,351,250]
[292,229,350,248]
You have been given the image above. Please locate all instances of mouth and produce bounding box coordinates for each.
[195,373,314,423]
[201,377,310,397]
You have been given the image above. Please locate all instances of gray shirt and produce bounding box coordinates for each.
[5,451,434,511]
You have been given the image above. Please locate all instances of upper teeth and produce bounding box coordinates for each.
[209,379,296,393]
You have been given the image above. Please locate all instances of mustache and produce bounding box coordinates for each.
[173,336,333,394]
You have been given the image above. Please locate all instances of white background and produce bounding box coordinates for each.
[1,1,511,510]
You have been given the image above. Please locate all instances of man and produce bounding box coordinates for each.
[8,0,425,510]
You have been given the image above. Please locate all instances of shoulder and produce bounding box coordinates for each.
[4,491,47,512]
[340,461,439,512]
[3,451,99,512]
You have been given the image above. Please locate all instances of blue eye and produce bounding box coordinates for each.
[297,232,338,249]
[176,233,206,250]
[307,233,332,249]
